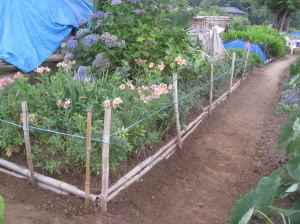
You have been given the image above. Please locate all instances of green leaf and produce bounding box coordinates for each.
[268,205,300,217]
[136,37,145,42]
[255,177,281,218]
[228,190,255,224]
[290,201,300,224]
[278,117,300,150]
[281,183,299,198]
[287,156,300,180]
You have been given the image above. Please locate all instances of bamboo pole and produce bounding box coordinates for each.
[172,73,182,149]
[22,101,37,187]
[100,107,112,212]
[242,47,250,82]
[107,143,178,202]
[209,63,214,114]
[85,108,92,207]
[228,52,236,96]
[0,158,97,202]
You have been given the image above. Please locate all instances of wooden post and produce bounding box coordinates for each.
[209,63,214,114]
[22,101,36,187]
[85,108,92,207]
[242,47,250,82]
[228,51,236,96]
[100,107,112,212]
[172,73,182,149]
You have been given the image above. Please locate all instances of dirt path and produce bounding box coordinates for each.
[0,54,298,224]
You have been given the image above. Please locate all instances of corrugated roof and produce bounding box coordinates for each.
[224,7,246,14]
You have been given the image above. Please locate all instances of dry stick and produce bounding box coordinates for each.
[100,107,112,212]
[0,159,97,202]
[173,73,182,149]
[209,63,214,114]
[22,101,37,187]
[85,107,92,207]
[228,51,236,96]
[242,47,250,82]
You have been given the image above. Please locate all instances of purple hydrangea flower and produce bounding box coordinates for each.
[111,0,122,5]
[77,18,87,26]
[103,12,113,17]
[100,32,118,47]
[89,11,105,19]
[83,34,97,47]
[67,39,78,50]
[133,9,146,14]
[96,19,106,28]
[64,52,74,61]
[75,28,90,37]
[73,66,87,81]
[95,53,110,69]
[128,0,140,3]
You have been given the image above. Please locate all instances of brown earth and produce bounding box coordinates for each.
[0,54,298,224]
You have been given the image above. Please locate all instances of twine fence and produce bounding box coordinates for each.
[0,51,253,211]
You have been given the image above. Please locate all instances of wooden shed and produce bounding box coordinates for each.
[191,16,230,31]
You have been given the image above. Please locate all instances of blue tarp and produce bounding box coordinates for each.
[291,32,300,36]
[223,40,267,64]
[0,0,92,73]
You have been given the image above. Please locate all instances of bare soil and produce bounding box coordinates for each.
[0,54,298,224]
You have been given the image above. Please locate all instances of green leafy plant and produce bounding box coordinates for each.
[229,56,300,224]
[223,25,287,58]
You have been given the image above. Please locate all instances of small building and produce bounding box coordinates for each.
[224,7,246,18]
[191,16,230,31]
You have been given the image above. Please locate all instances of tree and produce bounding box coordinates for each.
[242,0,300,32]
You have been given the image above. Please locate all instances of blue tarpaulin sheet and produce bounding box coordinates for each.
[0,0,92,73]
[223,40,267,64]
[291,32,300,36]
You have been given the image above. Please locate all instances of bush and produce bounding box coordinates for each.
[223,25,287,58]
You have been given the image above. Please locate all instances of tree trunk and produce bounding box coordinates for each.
[272,9,292,32]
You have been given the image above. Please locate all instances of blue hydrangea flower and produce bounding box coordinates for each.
[111,0,122,5]
[73,66,87,81]
[83,34,97,47]
[128,0,140,3]
[67,39,78,50]
[77,18,87,26]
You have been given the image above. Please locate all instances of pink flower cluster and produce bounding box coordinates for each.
[34,67,51,73]
[57,98,71,109]
[57,60,76,71]
[137,83,172,103]
[103,98,123,108]
[119,82,135,90]
[134,58,147,63]
[174,57,187,66]
[0,71,23,90]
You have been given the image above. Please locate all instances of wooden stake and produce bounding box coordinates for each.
[228,51,236,96]
[22,101,36,187]
[209,63,214,114]
[242,47,250,82]
[85,108,92,207]
[100,107,112,212]
[172,73,182,149]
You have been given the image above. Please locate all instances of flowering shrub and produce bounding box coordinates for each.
[64,0,205,78]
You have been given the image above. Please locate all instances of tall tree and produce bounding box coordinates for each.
[242,0,300,32]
